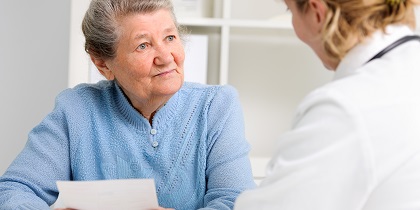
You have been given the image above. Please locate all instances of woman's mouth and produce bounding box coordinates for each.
[155,69,175,77]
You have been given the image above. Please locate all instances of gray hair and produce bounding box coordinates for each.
[82,0,185,60]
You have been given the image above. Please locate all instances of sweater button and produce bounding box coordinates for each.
[152,141,159,147]
[150,129,157,135]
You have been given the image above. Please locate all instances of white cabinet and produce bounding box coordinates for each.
[176,0,333,162]
[177,0,294,85]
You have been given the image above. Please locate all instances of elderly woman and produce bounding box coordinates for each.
[235,0,420,209]
[0,0,255,209]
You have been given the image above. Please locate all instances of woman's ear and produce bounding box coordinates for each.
[90,55,115,80]
[308,0,327,28]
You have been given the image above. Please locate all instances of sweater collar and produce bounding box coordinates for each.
[113,80,180,131]
[334,25,414,80]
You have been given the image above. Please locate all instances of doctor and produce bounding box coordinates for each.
[235,0,420,209]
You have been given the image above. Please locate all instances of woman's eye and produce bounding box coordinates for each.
[137,43,147,50]
[167,35,175,41]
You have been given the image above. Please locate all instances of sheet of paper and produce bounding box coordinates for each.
[56,179,159,210]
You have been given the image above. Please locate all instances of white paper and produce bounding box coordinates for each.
[56,179,159,210]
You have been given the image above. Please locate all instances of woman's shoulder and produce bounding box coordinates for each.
[179,82,241,113]
[55,80,116,108]
[59,80,114,97]
[181,82,238,98]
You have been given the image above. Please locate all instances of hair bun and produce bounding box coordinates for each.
[386,0,403,6]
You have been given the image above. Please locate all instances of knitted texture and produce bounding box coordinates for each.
[0,81,256,210]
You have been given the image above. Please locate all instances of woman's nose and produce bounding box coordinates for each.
[154,44,173,65]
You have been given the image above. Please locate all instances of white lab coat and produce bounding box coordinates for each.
[235,25,420,210]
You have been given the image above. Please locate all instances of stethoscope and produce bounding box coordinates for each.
[367,35,420,63]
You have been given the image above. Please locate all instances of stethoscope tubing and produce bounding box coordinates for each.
[367,35,420,63]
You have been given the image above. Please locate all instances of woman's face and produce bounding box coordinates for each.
[285,0,313,45]
[103,9,185,105]
[284,0,336,69]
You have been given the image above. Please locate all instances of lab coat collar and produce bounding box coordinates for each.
[334,25,415,80]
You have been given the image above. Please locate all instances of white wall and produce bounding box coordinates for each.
[68,0,91,87]
[0,1,70,174]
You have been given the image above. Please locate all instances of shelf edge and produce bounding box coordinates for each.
[178,17,293,29]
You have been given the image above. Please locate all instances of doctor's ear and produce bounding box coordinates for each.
[308,0,328,25]
[89,55,115,80]
[307,0,328,32]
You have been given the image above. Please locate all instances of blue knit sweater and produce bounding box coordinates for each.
[0,81,255,210]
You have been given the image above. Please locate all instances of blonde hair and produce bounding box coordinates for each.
[82,0,186,60]
[294,0,420,63]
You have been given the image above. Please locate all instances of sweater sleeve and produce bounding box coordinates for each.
[202,85,256,210]
[0,90,74,209]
